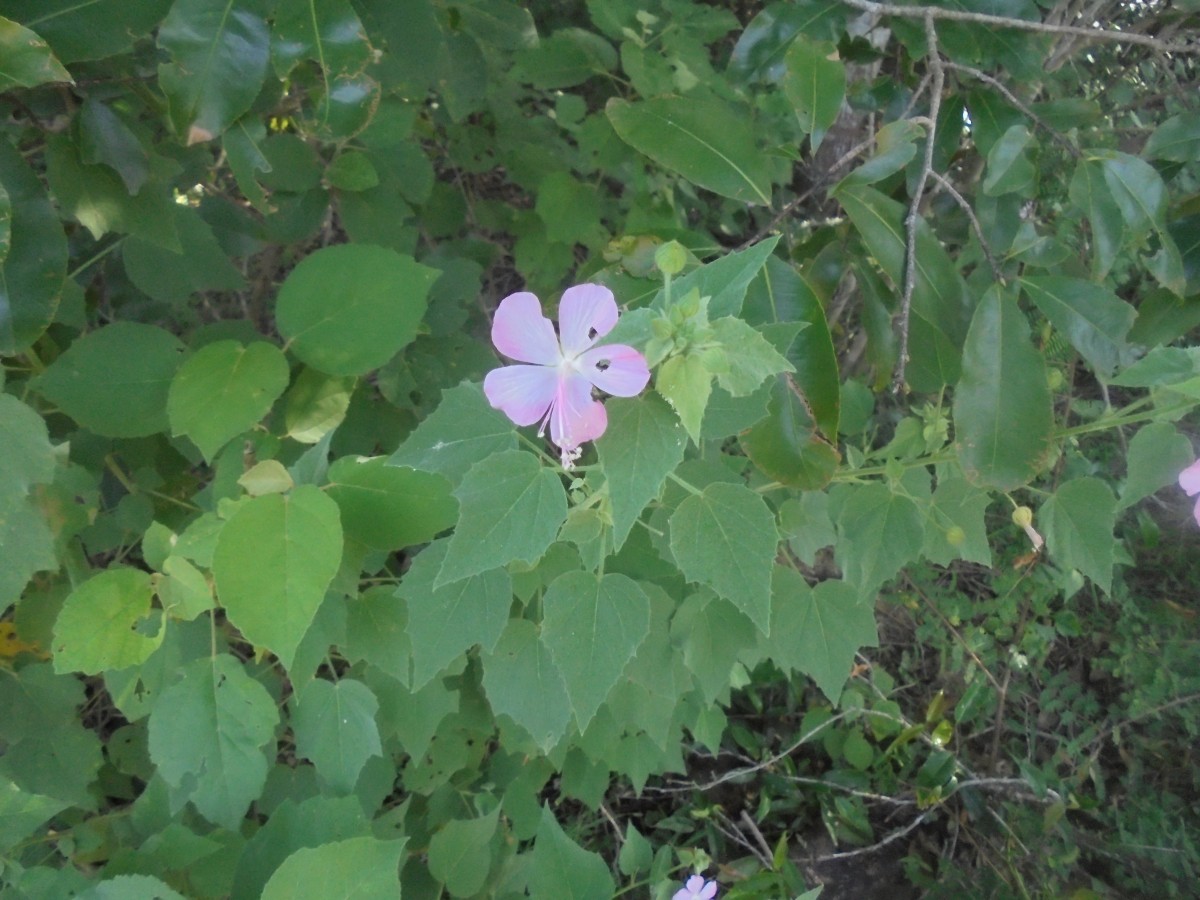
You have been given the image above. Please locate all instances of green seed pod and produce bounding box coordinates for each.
[945,526,966,546]
[1012,505,1033,528]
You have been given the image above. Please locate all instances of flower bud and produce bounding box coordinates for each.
[945,526,966,546]
[654,240,687,276]
[1012,506,1033,528]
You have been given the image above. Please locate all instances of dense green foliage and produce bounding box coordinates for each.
[1,0,1199,897]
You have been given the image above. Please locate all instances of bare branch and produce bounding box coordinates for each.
[893,12,944,394]
[929,171,1003,283]
[943,61,1081,160]
[839,0,1199,54]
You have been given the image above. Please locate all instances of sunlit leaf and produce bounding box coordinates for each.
[212,486,343,671]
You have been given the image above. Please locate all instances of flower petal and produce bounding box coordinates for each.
[1180,458,1200,497]
[1194,496,1200,528]
[492,292,561,365]
[579,344,650,397]
[558,283,618,356]
[483,364,558,426]
[548,372,607,454]
[699,880,718,900]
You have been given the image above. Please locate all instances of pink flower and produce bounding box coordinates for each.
[482,284,650,467]
[1179,459,1200,526]
[673,875,718,900]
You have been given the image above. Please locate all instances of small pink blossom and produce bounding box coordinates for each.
[483,284,650,467]
[673,875,718,900]
[1179,459,1200,526]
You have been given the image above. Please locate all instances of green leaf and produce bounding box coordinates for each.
[711,317,795,396]
[52,568,163,675]
[261,837,405,900]
[1020,276,1136,379]
[617,823,653,877]
[398,540,512,689]
[0,775,69,853]
[122,205,246,302]
[0,497,57,615]
[44,133,179,247]
[326,457,456,550]
[292,678,383,794]
[344,587,410,684]
[0,0,172,63]
[1068,158,1123,281]
[676,594,757,703]
[167,340,289,461]
[0,139,66,355]
[669,483,778,633]
[983,125,1036,196]
[1145,112,1200,162]
[742,375,840,490]
[834,183,970,391]
[273,0,369,78]
[1099,150,1168,232]
[79,98,149,194]
[729,1,845,83]
[456,0,537,49]
[1042,477,1116,593]
[745,256,840,440]
[954,285,1054,489]
[656,353,712,444]
[0,663,103,805]
[606,96,773,205]
[771,569,877,702]
[157,0,270,143]
[160,555,215,620]
[428,807,500,897]
[212,486,343,671]
[780,491,836,565]
[37,323,185,438]
[0,393,54,505]
[541,571,651,730]
[481,619,571,752]
[1118,423,1194,511]
[0,16,71,90]
[239,460,295,497]
[148,654,279,829]
[223,118,272,211]
[597,395,687,550]
[836,119,921,189]
[921,470,993,567]
[391,381,518,482]
[436,450,567,588]
[75,876,186,900]
[658,236,781,319]
[230,795,368,899]
[782,36,845,150]
[536,171,603,246]
[285,368,355,444]
[277,244,437,376]
[327,151,379,191]
[514,27,617,88]
[529,805,616,899]
[836,482,924,599]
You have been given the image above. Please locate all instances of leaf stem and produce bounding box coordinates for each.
[666,470,703,497]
